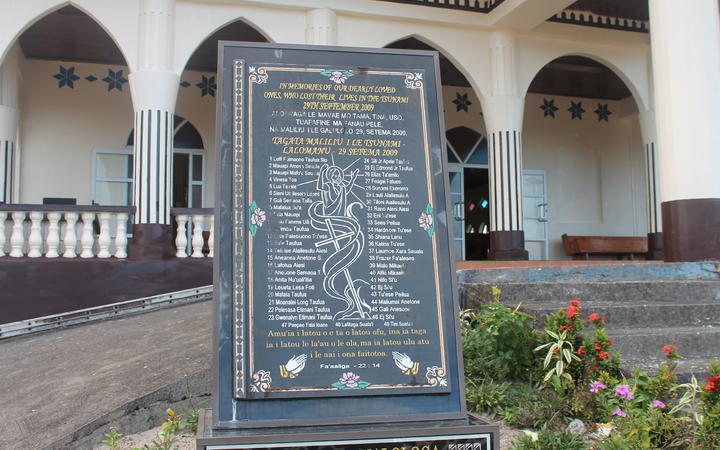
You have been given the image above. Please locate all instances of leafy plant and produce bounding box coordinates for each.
[132,409,181,450]
[697,361,720,448]
[670,375,704,425]
[535,328,581,389]
[101,427,124,450]
[579,314,621,379]
[511,428,587,450]
[461,293,540,382]
[465,379,513,414]
[180,408,200,434]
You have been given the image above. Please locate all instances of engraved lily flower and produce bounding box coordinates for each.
[339,372,360,388]
[251,207,266,227]
[418,211,433,231]
[279,354,307,378]
[329,71,348,84]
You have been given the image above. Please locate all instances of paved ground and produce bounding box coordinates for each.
[1,300,516,449]
[0,301,212,450]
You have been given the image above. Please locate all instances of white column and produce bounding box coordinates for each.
[114,212,129,258]
[62,212,79,258]
[483,31,525,234]
[97,212,112,258]
[191,215,205,258]
[650,0,720,202]
[208,215,214,258]
[80,212,95,258]
[305,9,337,45]
[129,0,179,225]
[27,211,43,257]
[0,43,21,204]
[46,211,61,258]
[638,109,661,234]
[9,211,24,257]
[174,214,188,257]
[0,211,6,256]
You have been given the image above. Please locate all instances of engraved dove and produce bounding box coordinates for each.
[392,351,420,375]
[279,354,307,378]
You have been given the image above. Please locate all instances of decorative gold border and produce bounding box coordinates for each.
[232,59,245,398]
[244,66,447,394]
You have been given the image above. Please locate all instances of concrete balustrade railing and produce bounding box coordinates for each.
[171,208,214,258]
[0,205,135,258]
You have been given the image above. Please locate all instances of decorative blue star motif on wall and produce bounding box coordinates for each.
[594,103,612,122]
[102,69,128,91]
[196,75,217,97]
[452,92,472,112]
[53,66,80,89]
[540,98,559,118]
[568,101,586,120]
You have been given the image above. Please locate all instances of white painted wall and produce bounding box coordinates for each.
[18,61,645,261]
[18,59,217,207]
[5,0,658,261]
[176,69,218,206]
[441,86,646,260]
[523,94,646,259]
[19,59,133,204]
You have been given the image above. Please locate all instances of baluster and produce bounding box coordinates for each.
[80,212,96,258]
[62,212,78,258]
[10,212,26,257]
[0,212,6,257]
[114,213,128,258]
[175,214,188,258]
[45,212,62,258]
[97,212,111,258]
[27,211,43,257]
[191,215,205,258]
[208,215,214,258]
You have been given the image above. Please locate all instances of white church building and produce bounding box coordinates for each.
[0,0,718,323]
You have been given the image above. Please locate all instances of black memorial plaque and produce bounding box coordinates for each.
[212,42,477,431]
[240,63,450,399]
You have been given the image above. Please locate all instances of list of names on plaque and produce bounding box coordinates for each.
[244,66,448,397]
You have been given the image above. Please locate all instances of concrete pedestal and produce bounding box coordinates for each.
[196,409,499,449]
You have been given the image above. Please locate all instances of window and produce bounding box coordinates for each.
[92,150,133,206]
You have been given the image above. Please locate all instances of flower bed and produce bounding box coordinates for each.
[462,291,720,449]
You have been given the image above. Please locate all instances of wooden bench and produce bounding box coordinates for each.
[561,234,648,260]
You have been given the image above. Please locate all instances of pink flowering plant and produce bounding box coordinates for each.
[583,347,699,447]
[460,297,717,447]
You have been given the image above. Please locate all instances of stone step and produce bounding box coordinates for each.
[516,300,720,329]
[458,262,720,283]
[606,326,720,360]
[622,357,716,382]
[461,280,720,307]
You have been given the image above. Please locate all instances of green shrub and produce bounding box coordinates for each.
[465,379,513,414]
[501,388,572,430]
[462,296,540,382]
[697,361,720,449]
[511,429,587,450]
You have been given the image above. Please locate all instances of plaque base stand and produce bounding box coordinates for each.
[196,409,499,450]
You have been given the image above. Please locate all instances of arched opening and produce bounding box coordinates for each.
[174,19,270,208]
[10,5,132,205]
[522,55,645,260]
[115,116,206,208]
[386,37,489,261]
